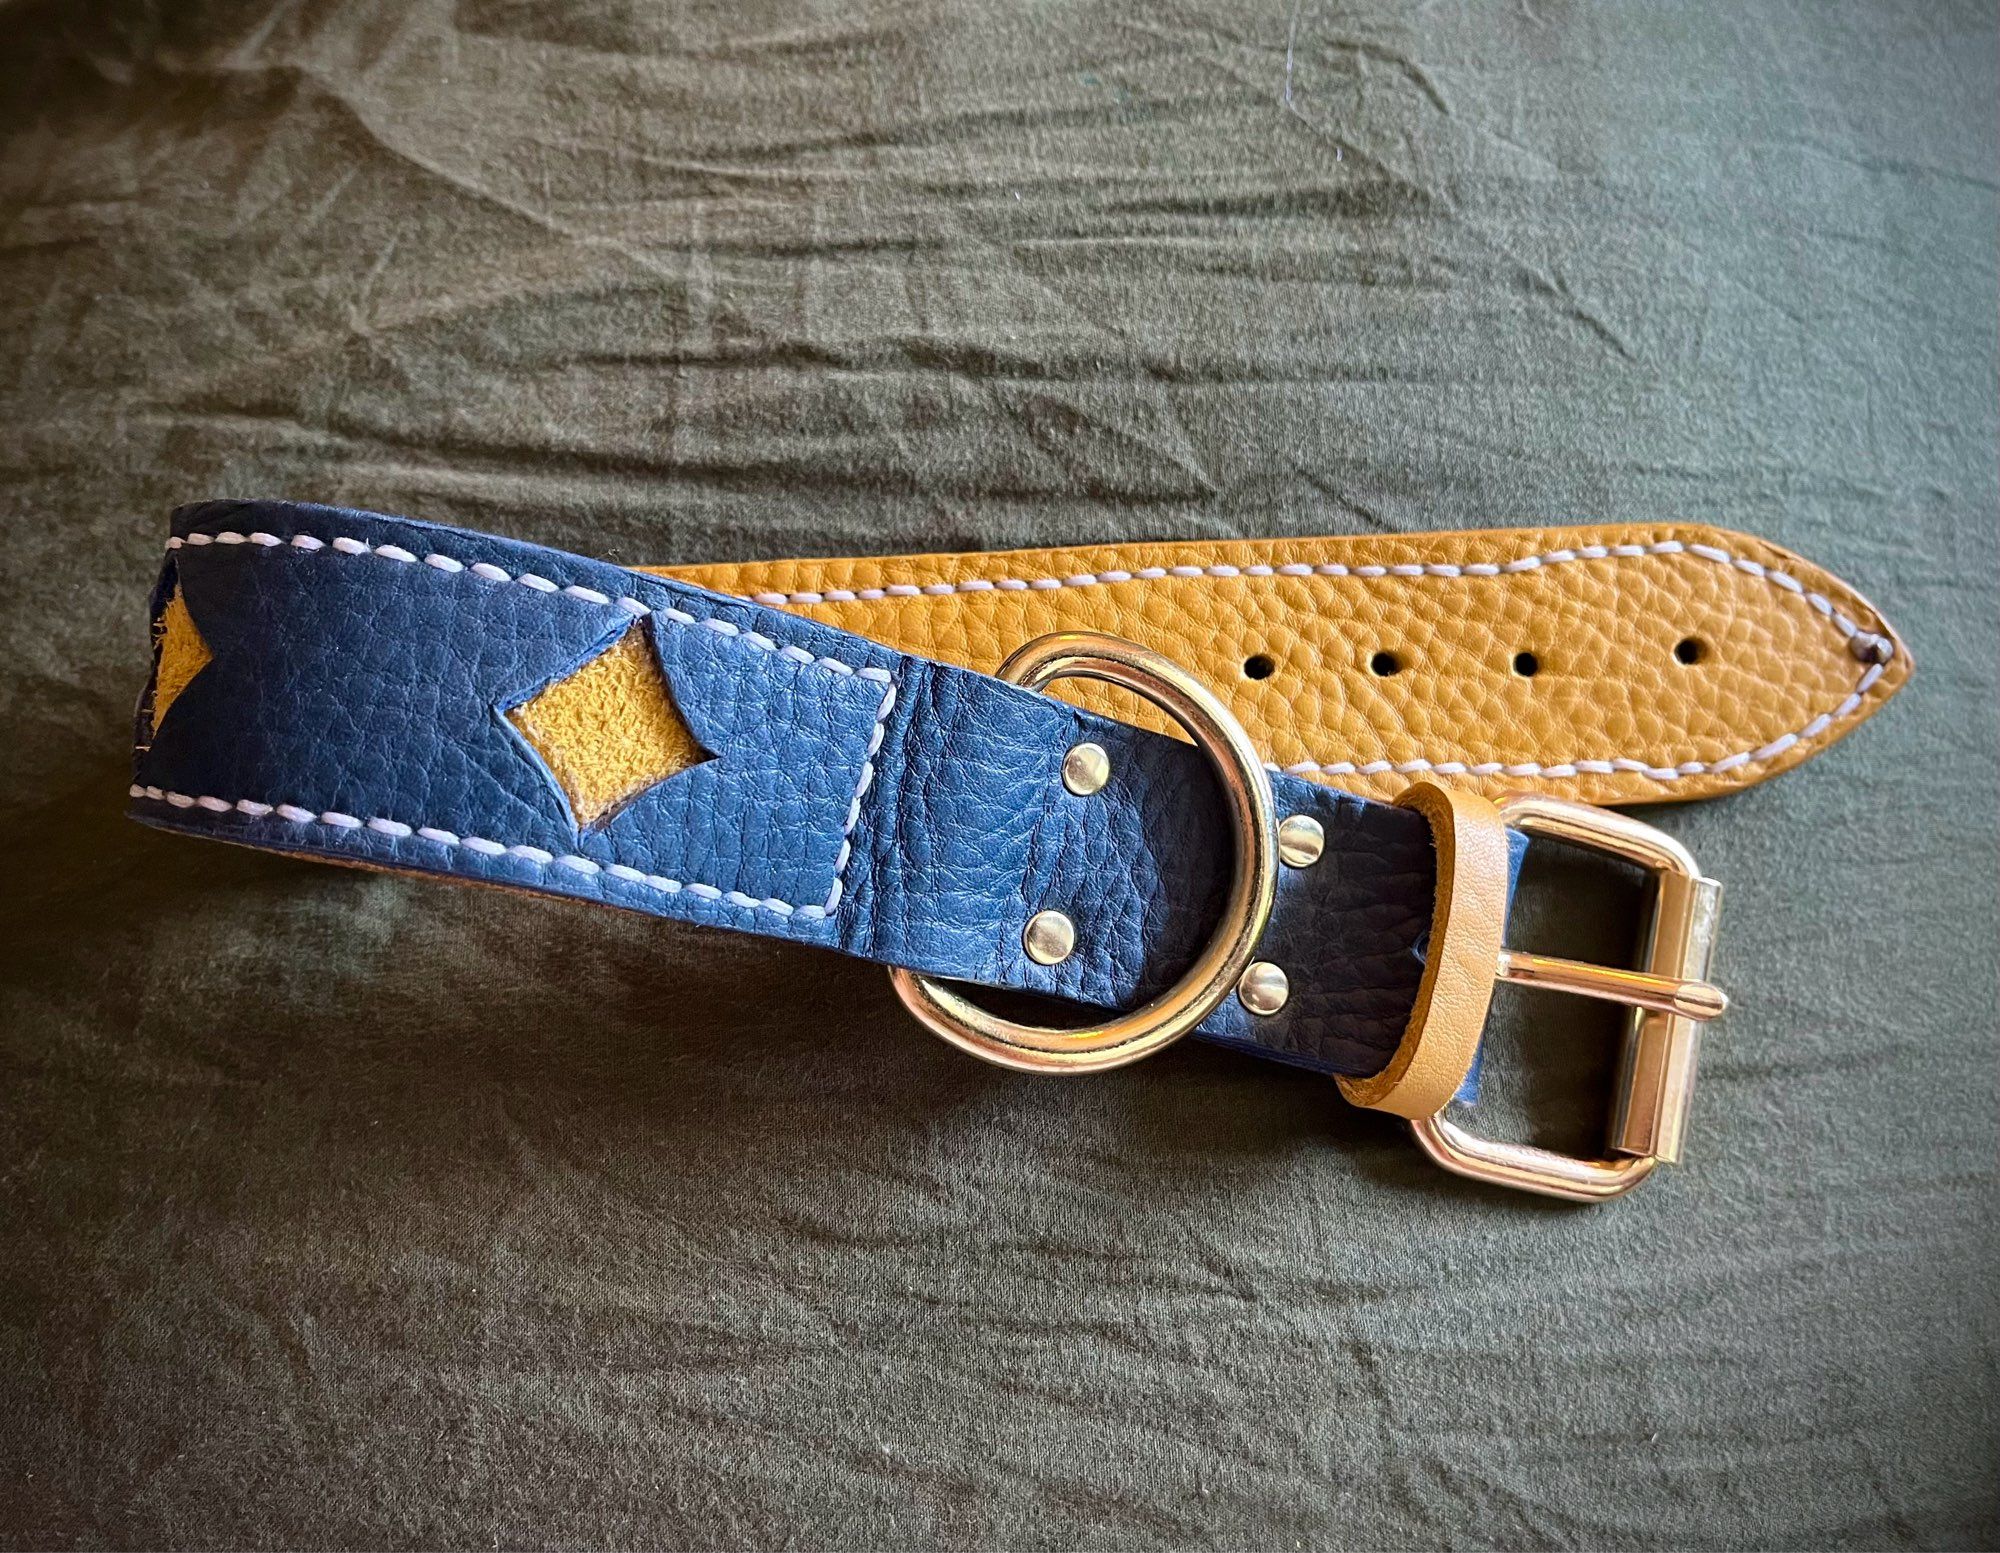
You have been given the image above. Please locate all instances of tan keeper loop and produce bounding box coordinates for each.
[1337,780,1512,1119]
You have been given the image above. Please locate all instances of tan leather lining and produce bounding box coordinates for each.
[1336,780,1510,1119]
[653,523,1909,808]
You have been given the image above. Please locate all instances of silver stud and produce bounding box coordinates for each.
[1277,814,1325,868]
[1237,961,1290,1016]
[1062,742,1111,796]
[1023,910,1076,965]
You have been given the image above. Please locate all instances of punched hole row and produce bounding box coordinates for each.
[1242,637,1710,681]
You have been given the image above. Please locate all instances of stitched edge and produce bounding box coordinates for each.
[737,537,1896,784]
[128,785,853,919]
[168,529,883,680]
[161,528,901,915]
[824,677,896,912]
[1262,661,1887,783]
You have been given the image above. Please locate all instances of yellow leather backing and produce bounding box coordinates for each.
[651,523,1908,807]
[150,586,211,728]
[506,625,708,826]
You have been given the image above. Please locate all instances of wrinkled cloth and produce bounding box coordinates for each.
[0,1,1994,1548]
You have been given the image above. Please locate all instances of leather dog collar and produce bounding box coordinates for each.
[132,500,1738,1201]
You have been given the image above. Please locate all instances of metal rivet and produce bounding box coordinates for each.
[1023,910,1076,965]
[1062,742,1111,796]
[1237,961,1289,1016]
[1277,814,1325,868]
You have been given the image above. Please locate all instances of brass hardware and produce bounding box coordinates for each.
[1236,962,1290,1016]
[890,632,1279,1074]
[1061,742,1111,796]
[1277,814,1325,868]
[1022,910,1076,966]
[1408,792,1725,1202]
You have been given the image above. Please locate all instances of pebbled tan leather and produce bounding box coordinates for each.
[1337,781,1510,1118]
[653,523,1908,807]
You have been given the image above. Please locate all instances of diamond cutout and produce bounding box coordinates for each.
[151,583,213,732]
[508,624,709,827]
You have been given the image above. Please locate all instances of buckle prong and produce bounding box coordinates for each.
[1496,948,1727,1023]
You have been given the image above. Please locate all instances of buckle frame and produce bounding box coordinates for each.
[1408,793,1726,1203]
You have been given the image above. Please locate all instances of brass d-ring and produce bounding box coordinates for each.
[889,631,1280,1074]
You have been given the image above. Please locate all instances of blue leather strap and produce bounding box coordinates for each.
[130,500,1527,1082]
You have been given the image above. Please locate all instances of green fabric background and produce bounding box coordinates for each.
[2,2,1995,1547]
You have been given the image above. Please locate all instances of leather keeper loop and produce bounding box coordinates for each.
[1337,780,1511,1119]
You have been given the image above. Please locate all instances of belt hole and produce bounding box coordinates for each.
[1512,650,1539,678]
[1674,636,1706,665]
[1369,650,1402,677]
[1243,653,1277,680]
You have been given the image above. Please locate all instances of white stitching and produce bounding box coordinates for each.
[808,678,898,918]
[131,785,842,921]
[170,528,883,681]
[743,537,1875,637]
[1263,660,1891,781]
[738,537,1894,784]
[164,528,903,913]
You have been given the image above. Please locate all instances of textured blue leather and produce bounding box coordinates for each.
[130,500,1528,1081]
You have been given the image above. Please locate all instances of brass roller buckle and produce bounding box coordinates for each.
[1409,793,1728,1202]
